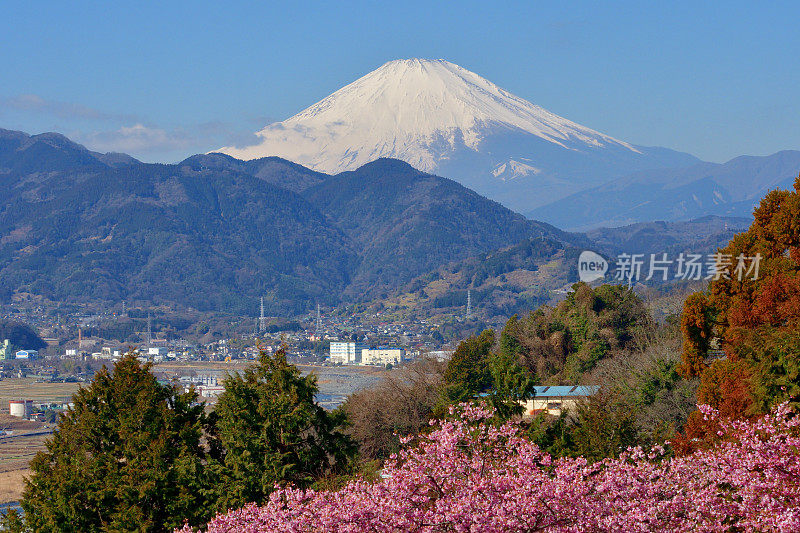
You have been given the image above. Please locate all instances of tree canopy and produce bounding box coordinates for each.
[677,173,800,449]
[10,353,212,532]
[209,348,355,512]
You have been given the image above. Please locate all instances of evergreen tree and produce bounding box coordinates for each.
[486,349,535,419]
[438,330,494,409]
[570,392,640,462]
[209,348,354,512]
[10,353,212,532]
[437,329,533,419]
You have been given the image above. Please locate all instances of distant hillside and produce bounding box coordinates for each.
[0,128,126,174]
[586,216,752,256]
[528,151,800,230]
[356,235,583,324]
[0,129,572,315]
[0,320,46,350]
[302,159,570,298]
[362,215,755,324]
[180,153,327,192]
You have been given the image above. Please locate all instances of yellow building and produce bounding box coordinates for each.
[520,386,599,417]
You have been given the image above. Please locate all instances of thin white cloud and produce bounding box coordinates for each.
[0,94,136,122]
[1,94,269,159]
[81,124,193,154]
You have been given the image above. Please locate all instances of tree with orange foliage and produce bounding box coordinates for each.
[675,173,800,453]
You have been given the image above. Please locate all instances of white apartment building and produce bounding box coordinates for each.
[361,348,404,366]
[329,341,367,364]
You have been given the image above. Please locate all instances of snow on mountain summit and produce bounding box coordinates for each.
[217,59,638,173]
[217,59,699,214]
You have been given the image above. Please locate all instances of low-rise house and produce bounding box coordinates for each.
[521,385,599,417]
[15,349,38,360]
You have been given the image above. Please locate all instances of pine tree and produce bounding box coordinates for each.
[13,352,212,532]
[209,348,354,512]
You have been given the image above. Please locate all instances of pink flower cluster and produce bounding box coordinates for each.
[183,403,800,532]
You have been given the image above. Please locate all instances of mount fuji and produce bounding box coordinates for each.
[217,59,699,213]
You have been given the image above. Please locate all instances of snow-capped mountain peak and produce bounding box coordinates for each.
[216,58,699,213]
[218,58,638,173]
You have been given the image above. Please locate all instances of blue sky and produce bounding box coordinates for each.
[2,1,798,163]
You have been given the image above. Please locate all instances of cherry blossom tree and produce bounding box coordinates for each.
[181,402,800,532]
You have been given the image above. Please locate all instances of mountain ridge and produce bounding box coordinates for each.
[0,128,573,315]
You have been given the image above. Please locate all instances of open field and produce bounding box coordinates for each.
[155,361,386,409]
[0,378,81,412]
[0,380,78,504]
[0,414,51,479]
[0,469,29,503]
[0,432,50,472]
[0,413,50,503]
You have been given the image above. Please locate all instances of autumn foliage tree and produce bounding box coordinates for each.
[677,172,800,448]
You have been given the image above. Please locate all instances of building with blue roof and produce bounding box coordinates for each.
[521,385,599,418]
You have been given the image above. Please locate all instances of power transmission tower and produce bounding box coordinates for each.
[146,312,152,350]
[466,289,472,320]
[259,297,267,333]
[315,303,323,337]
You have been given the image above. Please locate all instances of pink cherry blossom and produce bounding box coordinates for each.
[181,402,800,532]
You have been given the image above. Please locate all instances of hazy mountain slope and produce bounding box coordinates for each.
[217,58,699,213]
[529,151,800,230]
[302,158,565,296]
[0,129,108,174]
[585,216,752,256]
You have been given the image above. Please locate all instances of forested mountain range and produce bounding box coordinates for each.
[1,128,775,318]
[0,129,574,315]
